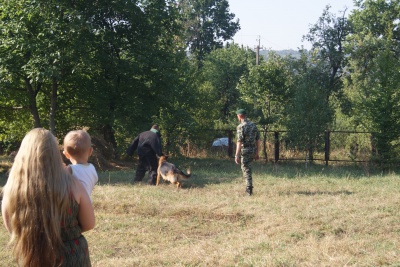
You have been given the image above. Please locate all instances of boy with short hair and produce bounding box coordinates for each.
[63,130,98,202]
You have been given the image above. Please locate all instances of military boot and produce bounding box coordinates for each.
[246,186,253,196]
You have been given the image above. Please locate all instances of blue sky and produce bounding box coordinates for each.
[228,0,356,50]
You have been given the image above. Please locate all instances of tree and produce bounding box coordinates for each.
[303,5,352,99]
[284,53,334,162]
[197,44,254,126]
[70,0,185,152]
[0,0,190,156]
[238,52,292,125]
[0,0,86,133]
[345,0,400,164]
[177,0,240,66]
[279,5,352,162]
[238,52,293,160]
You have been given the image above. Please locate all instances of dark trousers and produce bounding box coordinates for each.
[134,153,158,185]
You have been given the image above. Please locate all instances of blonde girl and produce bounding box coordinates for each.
[2,128,95,267]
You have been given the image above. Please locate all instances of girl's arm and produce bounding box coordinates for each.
[1,191,11,232]
[73,180,95,232]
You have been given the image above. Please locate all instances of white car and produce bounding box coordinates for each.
[212,137,229,147]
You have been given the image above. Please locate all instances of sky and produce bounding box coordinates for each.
[228,0,356,51]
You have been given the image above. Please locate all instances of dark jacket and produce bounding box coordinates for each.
[127,130,163,157]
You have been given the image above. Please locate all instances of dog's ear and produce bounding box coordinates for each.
[158,155,168,160]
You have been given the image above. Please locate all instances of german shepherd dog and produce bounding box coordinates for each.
[156,156,191,188]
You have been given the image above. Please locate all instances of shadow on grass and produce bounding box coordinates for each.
[96,157,392,188]
[295,190,353,196]
[97,157,240,188]
[255,160,396,179]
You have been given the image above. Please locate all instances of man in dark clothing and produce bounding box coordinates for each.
[127,125,163,185]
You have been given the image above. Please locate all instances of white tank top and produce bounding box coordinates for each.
[70,163,98,202]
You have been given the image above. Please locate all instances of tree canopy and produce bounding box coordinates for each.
[177,0,240,66]
[1,0,400,166]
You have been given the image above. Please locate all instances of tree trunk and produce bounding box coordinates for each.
[308,146,314,163]
[102,124,118,159]
[25,78,42,128]
[49,79,58,134]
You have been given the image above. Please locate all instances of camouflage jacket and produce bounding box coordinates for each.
[236,118,260,150]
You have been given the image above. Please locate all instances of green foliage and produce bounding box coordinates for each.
[199,44,254,126]
[303,5,351,97]
[281,5,352,159]
[0,0,191,152]
[344,0,400,164]
[68,0,186,139]
[0,0,83,130]
[157,44,255,154]
[178,0,240,65]
[1,0,400,169]
[284,55,334,154]
[238,52,293,129]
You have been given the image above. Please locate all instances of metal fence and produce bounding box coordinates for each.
[205,130,373,165]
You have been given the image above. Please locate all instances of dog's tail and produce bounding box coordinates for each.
[179,168,191,179]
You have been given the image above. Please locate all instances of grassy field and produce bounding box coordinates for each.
[1,158,400,266]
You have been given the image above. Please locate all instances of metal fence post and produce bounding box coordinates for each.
[274,131,279,163]
[325,130,330,166]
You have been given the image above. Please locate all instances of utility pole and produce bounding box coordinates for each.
[256,36,261,65]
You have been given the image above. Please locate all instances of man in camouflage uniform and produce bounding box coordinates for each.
[235,109,260,196]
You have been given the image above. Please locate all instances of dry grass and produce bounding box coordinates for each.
[1,158,400,266]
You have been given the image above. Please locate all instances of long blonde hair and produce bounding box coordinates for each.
[3,128,73,267]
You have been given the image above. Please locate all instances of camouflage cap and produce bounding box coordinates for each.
[236,108,246,115]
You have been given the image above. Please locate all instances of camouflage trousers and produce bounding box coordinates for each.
[240,148,255,187]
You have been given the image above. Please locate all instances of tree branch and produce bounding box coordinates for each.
[0,106,25,110]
